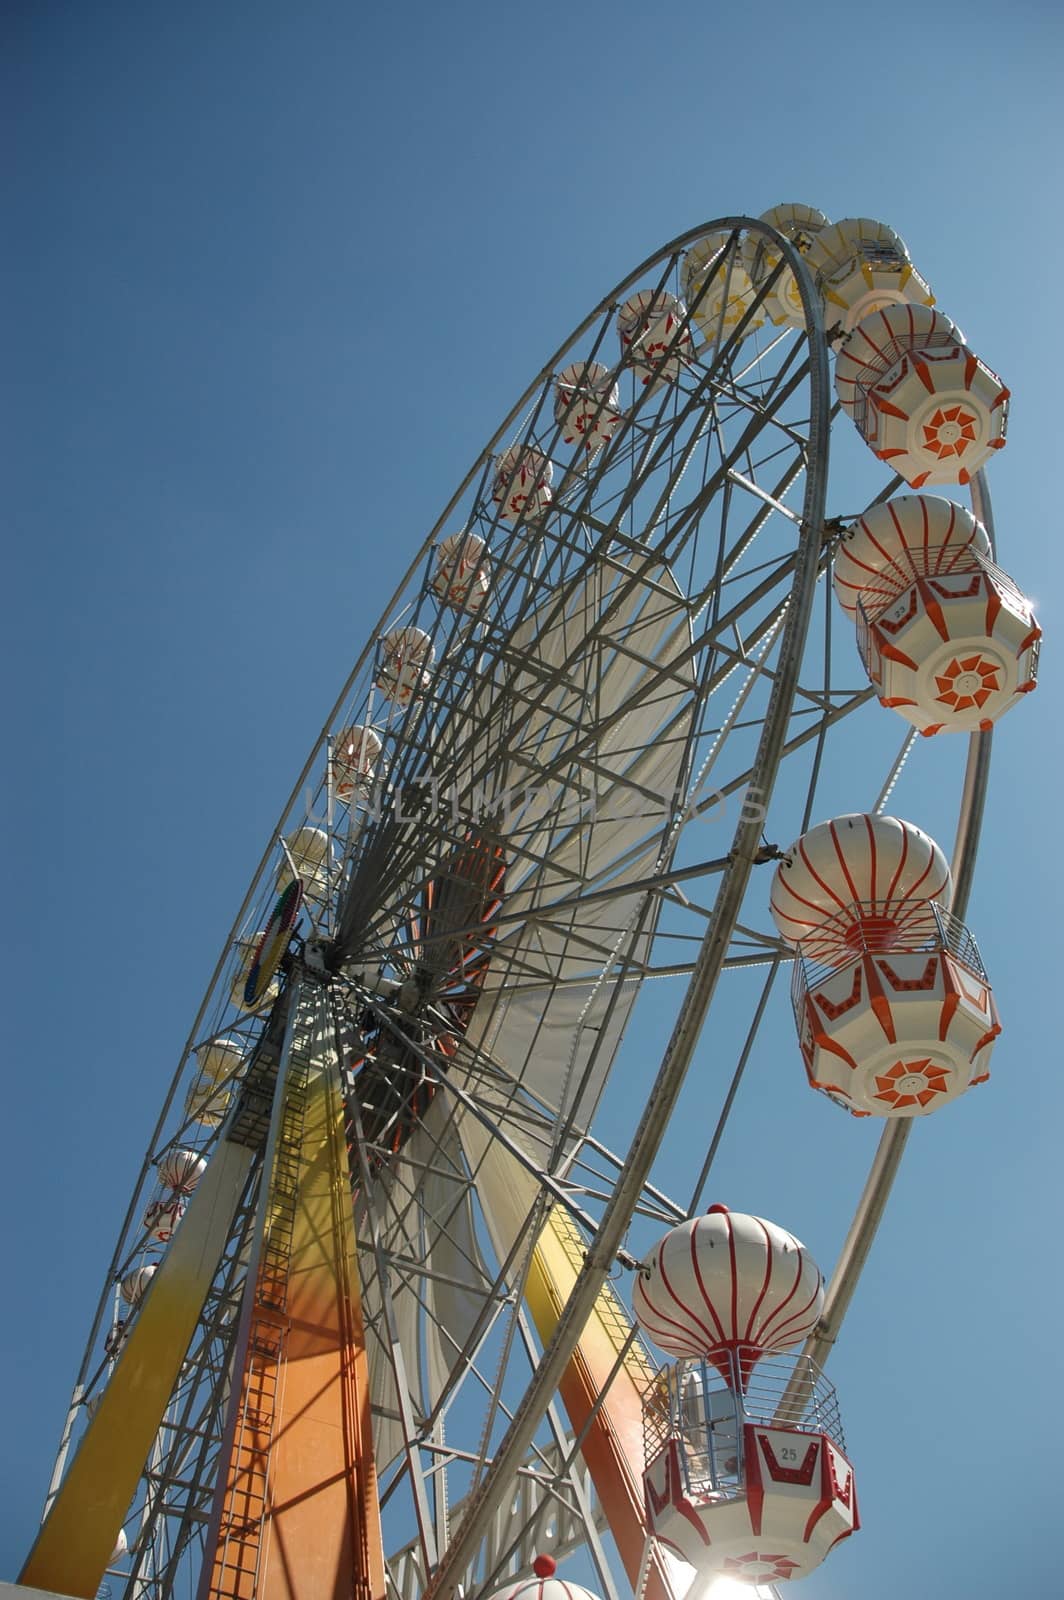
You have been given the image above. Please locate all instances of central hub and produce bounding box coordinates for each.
[953,669,983,696]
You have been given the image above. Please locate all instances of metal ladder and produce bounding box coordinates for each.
[209,1037,311,1600]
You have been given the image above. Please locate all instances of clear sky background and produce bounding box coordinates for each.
[3,1,1062,1594]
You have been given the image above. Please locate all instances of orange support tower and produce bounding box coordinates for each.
[206,1052,385,1600]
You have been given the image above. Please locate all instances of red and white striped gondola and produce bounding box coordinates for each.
[616,290,693,387]
[635,1205,857,1584]
[835,303,1009,487]
[431,532,491,612]
[332,724,384,801]
[156,1148,207,1195]
[142,1198,185,1245]
[492,444,554,522]
[553,362,620,456]
[834,494,1040,734]
[632,1205,823,1377]
[772,815,1001,1116]
[483,1555,601,1600]
[376,626,435,706]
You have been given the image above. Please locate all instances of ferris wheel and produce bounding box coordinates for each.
[20,210,1039,1600]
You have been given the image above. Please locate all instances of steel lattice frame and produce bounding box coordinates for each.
[38,217,991,1600]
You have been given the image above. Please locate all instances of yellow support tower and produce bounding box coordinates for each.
[20,1139,257,1597]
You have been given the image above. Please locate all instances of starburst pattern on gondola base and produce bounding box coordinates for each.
[873,1058,951,1110]
[722,1551,802,1581]
[933,654,1002,711]
[921,404,978,459]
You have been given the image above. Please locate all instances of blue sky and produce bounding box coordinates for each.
[3,1,1062,1593]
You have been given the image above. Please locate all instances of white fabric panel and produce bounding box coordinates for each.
[416,1103,495,1406]
[362,1101,495,1467]
[360,553,699,1442]
[438,559,694,1133]
[360,1130,430,1474]
[442,557,694,837]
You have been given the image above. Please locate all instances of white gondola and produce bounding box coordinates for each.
[430,532,492,611]
[158,1147,207,1194]
[332,724,384,800]
[682,231,765,347]
[109,1528,128,1564]
[806,216,934,339]
[277,824,335,900]
[835,303,1009,486]
[772,815,1000,1116]
[741,202,830,328]
[185,1074,231,1128]
[616,290,692,387]
[491,445,554,522]
[194,1034,245,1083]
[119,1263,157,1308]
[553,362,620,456]
[835,495,1040,734]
